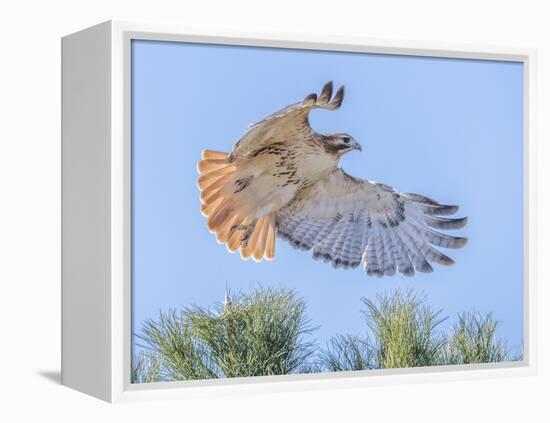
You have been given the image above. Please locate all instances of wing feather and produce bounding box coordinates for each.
[228,81,345,160]
[387,225,415,276]
[275,168,467,277]
[379,227,397,276]
[395,224,433,273]
[371,223,386,277]
[364,233,381,277]
[341,211,365,269]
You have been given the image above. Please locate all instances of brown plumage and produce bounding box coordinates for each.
[197,82,467,276]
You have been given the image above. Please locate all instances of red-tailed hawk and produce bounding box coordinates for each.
[197,82,467,277]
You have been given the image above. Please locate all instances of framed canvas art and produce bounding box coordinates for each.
[61,21,538,402]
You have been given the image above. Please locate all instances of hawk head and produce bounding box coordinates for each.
[322,133,362,156]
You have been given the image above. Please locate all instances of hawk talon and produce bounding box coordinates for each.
[230,220,257,247]
[241,233,251,248]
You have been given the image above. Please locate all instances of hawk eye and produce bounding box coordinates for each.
[342,137,350,144]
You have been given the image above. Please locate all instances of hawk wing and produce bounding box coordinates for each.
[228,81,344,160]
[275,168,468,277]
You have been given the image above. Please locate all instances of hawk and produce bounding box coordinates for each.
[197,82,467,277]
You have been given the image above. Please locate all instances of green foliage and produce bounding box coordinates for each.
[189,288,316,377]
[140,309,220,381]
[131,352,163,384]
[364,290,446,369]
[137,287,315,382]
[440,312,512,364]
[319,334,375,372]
[321,290,447,371]
[321,291,517,372]
[134,287,519,383]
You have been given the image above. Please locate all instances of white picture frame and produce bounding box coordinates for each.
[61,20,538,403]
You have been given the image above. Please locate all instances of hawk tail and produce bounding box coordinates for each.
[197,149,276,262]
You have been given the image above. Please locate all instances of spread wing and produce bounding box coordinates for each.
[228,81,344,160]
[275,168,468,277]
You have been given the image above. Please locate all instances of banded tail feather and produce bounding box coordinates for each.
[197,149,276,262]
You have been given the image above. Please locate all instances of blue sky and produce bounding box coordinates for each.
[131,40,524,358]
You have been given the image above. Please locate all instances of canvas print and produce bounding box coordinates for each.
[131,40,524,383]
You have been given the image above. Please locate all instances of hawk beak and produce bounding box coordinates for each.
[353,141,362,152]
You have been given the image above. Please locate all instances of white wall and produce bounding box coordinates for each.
[0,0,547,421]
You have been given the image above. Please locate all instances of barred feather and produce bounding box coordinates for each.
[276,168,467,277]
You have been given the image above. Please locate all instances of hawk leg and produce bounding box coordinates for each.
[231,219,258,247]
